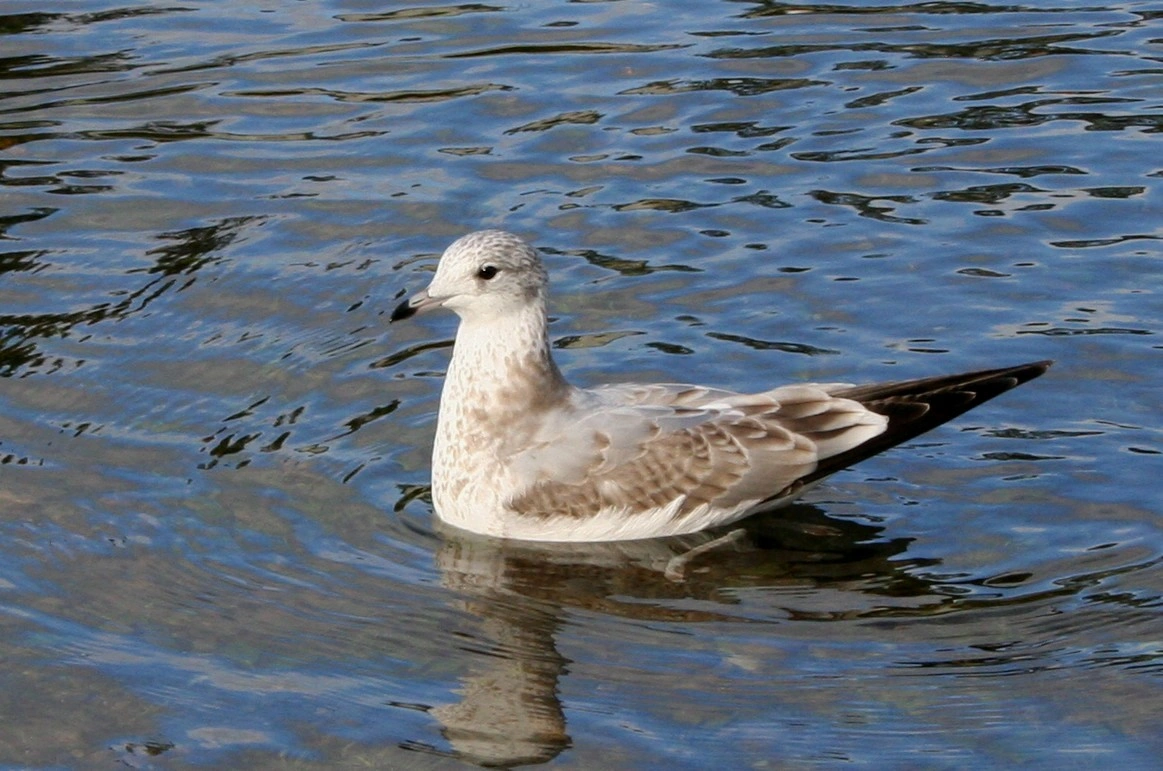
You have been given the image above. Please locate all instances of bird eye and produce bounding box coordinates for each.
[477,265,499,280]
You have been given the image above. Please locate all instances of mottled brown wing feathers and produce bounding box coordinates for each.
[510,414,811,521]
[509,360,1051,524]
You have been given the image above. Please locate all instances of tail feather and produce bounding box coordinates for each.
[794,359,1053,492]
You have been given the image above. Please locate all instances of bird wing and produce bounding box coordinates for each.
[505,382,887,523]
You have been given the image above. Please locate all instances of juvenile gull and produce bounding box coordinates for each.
[391,230,1051,542]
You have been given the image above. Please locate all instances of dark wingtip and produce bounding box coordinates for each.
[789,359,1055,496]
[1016,359,1053,378]
[389,299,416,323]
[834,359,1053,405]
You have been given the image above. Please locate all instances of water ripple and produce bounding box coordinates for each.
[1,0,1160,767]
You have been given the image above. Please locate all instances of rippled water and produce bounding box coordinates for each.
[2,1,1161,768]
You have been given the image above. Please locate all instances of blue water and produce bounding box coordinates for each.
[1,1,1161,768]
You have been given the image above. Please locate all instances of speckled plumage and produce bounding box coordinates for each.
[391,230,1051,542]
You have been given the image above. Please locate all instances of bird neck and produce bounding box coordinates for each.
[443,304,571,422]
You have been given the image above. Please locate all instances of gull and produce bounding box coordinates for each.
[391,230,1051,542]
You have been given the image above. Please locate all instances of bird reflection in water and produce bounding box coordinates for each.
[411,504,939,767]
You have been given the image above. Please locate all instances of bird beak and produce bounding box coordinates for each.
[390,288,443,322]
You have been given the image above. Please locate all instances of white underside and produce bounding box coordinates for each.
[434,483,820,542]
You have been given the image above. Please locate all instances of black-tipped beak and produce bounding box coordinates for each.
[389,288,442,323]
[390,299,417,322]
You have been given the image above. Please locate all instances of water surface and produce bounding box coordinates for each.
[1,1,1161,768]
